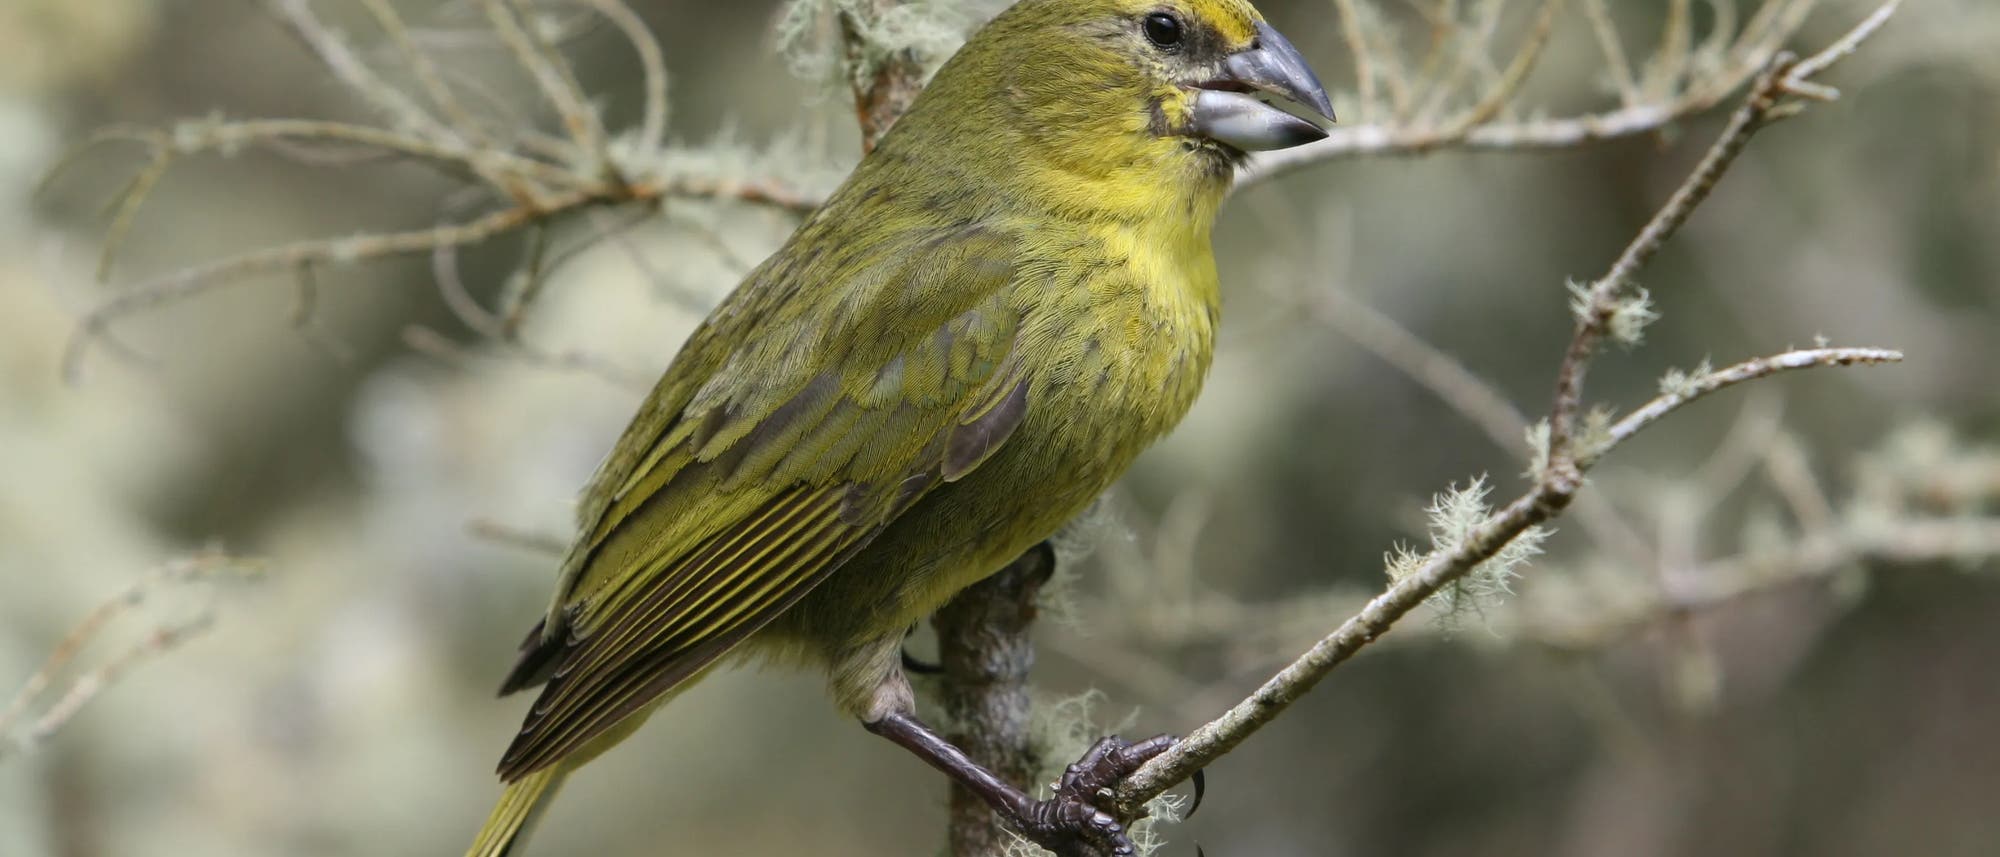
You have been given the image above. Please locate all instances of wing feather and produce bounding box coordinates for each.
[493,224,1032,780]
[501,486,867,777]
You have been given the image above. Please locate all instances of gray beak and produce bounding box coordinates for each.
[1190,21,1336,152]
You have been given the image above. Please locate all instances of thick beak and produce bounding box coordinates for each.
[1190,21,1336,152]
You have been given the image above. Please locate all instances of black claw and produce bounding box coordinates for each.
[1187,767,1207,818]
[900,648,942,675]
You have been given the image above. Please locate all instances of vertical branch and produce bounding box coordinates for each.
[935,546,1053,857]
[840,0,929,153]
[831,5,1040,854]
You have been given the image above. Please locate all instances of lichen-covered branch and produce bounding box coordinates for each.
[825,4,1047,853]
[50,0,826,384]
[935,547,1053,857]
[840,0,930,153]
[1233,0,1854,191]
[1113,3,1904,814]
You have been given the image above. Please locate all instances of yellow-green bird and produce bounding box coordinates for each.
[467,1,1332,854]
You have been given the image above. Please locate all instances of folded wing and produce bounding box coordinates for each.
[495,224,1031,780]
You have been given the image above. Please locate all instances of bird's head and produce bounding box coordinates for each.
[1107,0,1337,155]
[879,0,1335,218]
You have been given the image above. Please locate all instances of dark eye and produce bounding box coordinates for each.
[1142,11,1185,50]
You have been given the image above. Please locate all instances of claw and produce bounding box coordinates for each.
[900,648,942,675]
[1187,767,1207,818]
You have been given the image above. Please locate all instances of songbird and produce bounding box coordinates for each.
[466,1,1332,854]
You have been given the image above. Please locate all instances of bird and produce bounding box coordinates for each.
[465,1,1332,854]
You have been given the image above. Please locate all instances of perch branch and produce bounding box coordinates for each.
[936,548,1054,857]
[1115,345,1898,811]
[824,5,1046,853]
[1114,4,1902,813]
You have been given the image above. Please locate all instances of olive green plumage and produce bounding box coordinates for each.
[466,1,1316,853]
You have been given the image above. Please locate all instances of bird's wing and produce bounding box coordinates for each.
[495,224,1031,779]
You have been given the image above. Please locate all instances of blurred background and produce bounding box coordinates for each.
[3,1,1997,855]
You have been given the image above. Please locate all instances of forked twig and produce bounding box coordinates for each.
[53,0,823,384]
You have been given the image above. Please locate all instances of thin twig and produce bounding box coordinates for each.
[468,518,570,556]
[1331,0,1382,123]
[1315,288,1531,453]
[1763,432,1837,532]
[62,169,818,383]
[0,552,264,763]
[1582,0,1643,107]
[585,0,669,157]
[1535,517,2000,650]
[1303,286,1656,571]
[1435,0,1565,136]
[1594,348,1902,459]
[360,0,491,145]
[96,145,173,282]
[263,0,458,141]
[1233,0,1840,190]
[480,0,614,175]
[498,221,553,340]
[1647,0,1695,99]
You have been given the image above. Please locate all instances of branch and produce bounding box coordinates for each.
[1533,517,2000,651]
[478,0,616,177]
[820,4,1044,853]
[52,0,826,384]
[935,547,1053,857]
[1232,0,1853,191]
[0,551,265,764]
[1114,3,1903,813]
[840,0,929,153]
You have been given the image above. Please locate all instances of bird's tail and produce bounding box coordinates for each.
[465,767,566,857]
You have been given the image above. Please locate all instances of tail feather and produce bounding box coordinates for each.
[466,768,565,857]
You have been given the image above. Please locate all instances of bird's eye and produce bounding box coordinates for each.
[1142,11,1185,50]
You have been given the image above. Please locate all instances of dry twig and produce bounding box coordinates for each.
[51,0,823,384]
[1235,0,1846,190]
[0,551,265,763]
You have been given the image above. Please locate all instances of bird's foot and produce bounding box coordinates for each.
[1009,733,1176,857]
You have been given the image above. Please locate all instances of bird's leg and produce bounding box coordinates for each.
[865,709,1176,857]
